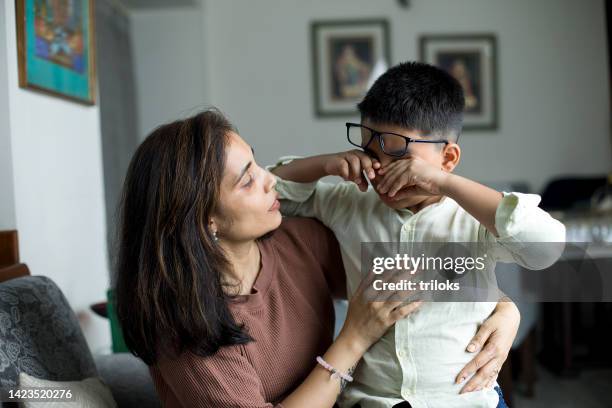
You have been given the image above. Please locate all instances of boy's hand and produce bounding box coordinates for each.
[324,150,381,192]
[376,156,449,198]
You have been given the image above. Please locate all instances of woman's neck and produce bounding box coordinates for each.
[219,239,262,296]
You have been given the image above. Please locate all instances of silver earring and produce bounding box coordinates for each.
[213,230,219,242]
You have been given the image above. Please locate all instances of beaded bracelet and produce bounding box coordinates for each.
[316,356,354,382]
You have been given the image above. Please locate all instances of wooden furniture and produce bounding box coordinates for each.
[0,230,19,267]
[0,263,31,283]
[0,230,30,282]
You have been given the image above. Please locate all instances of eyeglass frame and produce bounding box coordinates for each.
[345,122,449,158]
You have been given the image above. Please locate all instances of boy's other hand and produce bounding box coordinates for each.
[376,156,449,199]
[324,150,381,192]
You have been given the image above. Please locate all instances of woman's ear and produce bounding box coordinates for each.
[442,143,461,172]
[209,218,218,236]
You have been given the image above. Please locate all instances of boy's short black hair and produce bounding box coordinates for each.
[358,61,465,140]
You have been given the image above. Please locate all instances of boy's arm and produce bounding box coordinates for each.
[442,177,566,269]
[376,156,566,268]
[376,156,502,235]
[271,150,379,186]
[440,173,503,236]
[268,151,380,225]
[271,154,330,183]
[438,174,566,252]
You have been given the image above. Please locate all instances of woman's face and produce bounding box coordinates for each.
[213,132,282,242]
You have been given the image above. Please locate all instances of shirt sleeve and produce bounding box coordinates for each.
[156,347,284,408]
[482,192,566,270]
[267,156,362,229]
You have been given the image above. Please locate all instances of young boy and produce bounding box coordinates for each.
[269,62,565,408]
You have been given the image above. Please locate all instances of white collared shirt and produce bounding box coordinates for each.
[271,163,565,408]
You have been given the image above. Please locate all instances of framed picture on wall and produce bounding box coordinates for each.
[420,34,498,131]
[16,0,96,105]
[311,19,390,117]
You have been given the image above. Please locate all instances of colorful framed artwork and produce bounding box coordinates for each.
[311,19,390,117]
[420,34,498,131]
[16,0,96,105]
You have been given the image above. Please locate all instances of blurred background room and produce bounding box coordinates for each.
[0,0,611,407]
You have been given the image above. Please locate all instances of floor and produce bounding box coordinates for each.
[512,366,612,408]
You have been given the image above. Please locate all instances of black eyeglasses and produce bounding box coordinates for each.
[346,122,448,158]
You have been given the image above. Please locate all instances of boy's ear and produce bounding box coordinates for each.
[441,143,460,172]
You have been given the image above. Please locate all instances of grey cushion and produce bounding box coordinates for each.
[0,276,97,389]
[95,353,161,408]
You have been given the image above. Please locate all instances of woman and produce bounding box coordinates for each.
[115,110,520,407]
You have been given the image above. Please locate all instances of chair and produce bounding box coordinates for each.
[0,275,160,407]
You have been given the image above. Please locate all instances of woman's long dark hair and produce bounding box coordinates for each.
[115,109,251,365]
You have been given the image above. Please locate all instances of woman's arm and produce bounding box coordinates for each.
[455,297,520,393]
[157,273,421,408]
[281,274,422,407]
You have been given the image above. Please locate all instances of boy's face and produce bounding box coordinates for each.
[361,119,459,211]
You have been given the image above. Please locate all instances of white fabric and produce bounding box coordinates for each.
[270,160,565,408]
[18,372,117,408]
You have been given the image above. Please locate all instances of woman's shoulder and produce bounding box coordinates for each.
[277,215,327,232]
[265,217,344,295]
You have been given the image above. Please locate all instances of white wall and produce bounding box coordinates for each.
[130,4,208,140]
[0,1,16,230]
[203,0,611,193]
[2,1,111,353]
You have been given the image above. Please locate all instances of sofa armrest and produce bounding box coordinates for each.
[94,353,160,408]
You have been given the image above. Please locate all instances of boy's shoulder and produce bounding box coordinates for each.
[314,180,381,209]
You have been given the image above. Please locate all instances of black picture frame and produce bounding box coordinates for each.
[311,19,391,118]
[419,34,498,131]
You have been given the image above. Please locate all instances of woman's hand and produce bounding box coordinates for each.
[280,273,422,408]
[455,298,520,393]
[338,272,423,355]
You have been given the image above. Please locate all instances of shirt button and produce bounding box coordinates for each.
[397,350,405,358]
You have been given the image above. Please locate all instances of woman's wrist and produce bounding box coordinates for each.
[495,297,520,320]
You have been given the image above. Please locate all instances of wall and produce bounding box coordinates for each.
[0,1,16,230]
[203,0,611,193]
[130,3,208,140]
[2,1,111,353]
[96,0,140,278]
